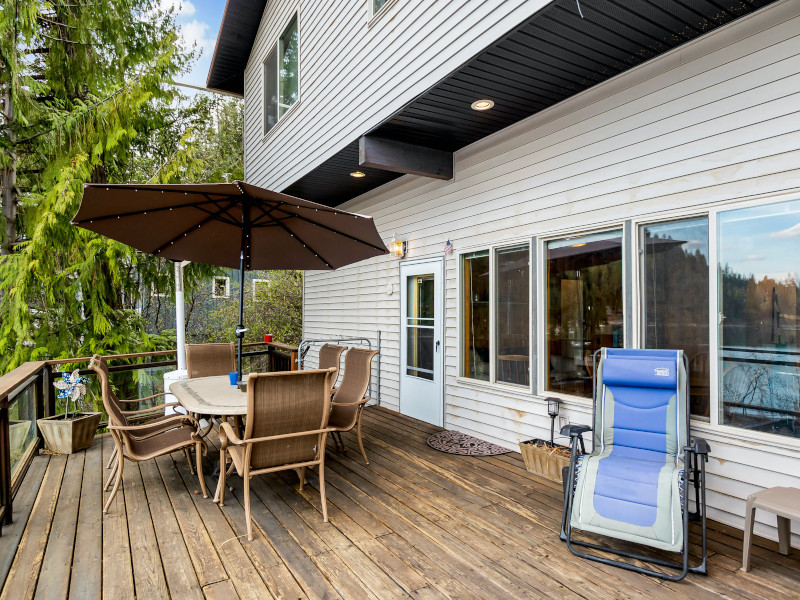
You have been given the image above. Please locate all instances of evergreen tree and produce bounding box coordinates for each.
[0,1,223,371]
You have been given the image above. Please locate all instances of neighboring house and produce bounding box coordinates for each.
[144,269,270,339]
[207,0,800,543]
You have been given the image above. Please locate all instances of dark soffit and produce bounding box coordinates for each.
[206,0,269,96]
[280,0,778,206]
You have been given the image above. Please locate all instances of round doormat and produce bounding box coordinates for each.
[427,430,510,456]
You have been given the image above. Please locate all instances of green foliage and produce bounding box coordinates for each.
[192,271,303,347]
[0,1,244,373]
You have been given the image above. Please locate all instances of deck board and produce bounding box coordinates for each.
[1,406,799,600]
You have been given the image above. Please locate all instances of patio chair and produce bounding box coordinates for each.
[89,355,206,513]
[561,348,710,581]
[185,343,236,378]
[317,344,346,391]
[328,348,380,465]
[90,354,194,470]
[215,368,336,541]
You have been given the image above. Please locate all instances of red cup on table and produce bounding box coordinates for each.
[264,334,273,343]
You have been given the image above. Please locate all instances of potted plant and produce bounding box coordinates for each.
[518,398,584,483]
[37,369,102,454]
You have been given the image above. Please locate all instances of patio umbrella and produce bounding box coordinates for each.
[72,181,388,380]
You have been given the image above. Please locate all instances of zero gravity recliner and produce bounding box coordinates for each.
[561,348,710,581]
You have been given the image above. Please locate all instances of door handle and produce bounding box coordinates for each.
[436,340,440,352]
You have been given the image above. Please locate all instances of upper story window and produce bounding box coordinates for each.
[212,277,230,299]
[264,13,299,135]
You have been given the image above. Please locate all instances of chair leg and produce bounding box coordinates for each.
[298,466,307,491]
[106,445,117,469]
[319,454,328,523]
[244,474,253,541]
[195,441,208,498]
[356,414,369,465]
[104,455,119,491]
[741,500,756,571]
[215,446,226,505]
[184,447,195,475]
[104,451,124,514]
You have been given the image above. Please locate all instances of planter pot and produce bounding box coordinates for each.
[519,439,578,483]
[37,413,102,454]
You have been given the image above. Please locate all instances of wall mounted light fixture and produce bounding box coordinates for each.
[388,234,406,258]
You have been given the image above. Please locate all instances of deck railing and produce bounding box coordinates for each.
[0,340,297,535]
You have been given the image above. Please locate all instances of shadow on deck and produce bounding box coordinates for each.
[1,407,798,599]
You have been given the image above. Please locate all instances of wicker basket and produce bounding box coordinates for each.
[519,439,575,483]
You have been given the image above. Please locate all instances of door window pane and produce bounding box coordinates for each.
[496,246,530,386]
[546,231,623,397]
[406,274,434,380]
[462,251,490,380]
[719,200,800,438]
[642,218,710,417]
[278,15,299,118]
[263,47,278,133]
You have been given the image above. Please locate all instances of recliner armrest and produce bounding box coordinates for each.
[560,424,591,438]
[689,437,710,455]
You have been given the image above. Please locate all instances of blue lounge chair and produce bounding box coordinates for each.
[561,348,710,581]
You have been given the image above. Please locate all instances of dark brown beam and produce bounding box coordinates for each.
[359,136,453,180]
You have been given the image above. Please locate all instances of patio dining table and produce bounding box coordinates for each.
[169,375,250,497]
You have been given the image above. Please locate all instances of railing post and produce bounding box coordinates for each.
[0,401,11,533]
[43,364,54,417]
[290,351,299,371]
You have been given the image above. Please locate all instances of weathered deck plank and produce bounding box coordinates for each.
[1,406,798,600]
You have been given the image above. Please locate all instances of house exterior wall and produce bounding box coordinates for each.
[243,0,552,189]
[296,0,800,546]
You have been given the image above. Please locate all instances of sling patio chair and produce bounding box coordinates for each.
[561,348,710,581]
[328,348,380,465]
[214,368,336,541]
[317,343,346,392]
[185,342,236,379]
[89,355,206,513]
[90,354,195,471]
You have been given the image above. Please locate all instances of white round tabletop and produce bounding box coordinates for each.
[168,375,248,416]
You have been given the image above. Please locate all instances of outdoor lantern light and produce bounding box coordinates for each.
[350,171,366,178]
[471,99,494,111]
[389,235,406,258]
[546,397,561,446]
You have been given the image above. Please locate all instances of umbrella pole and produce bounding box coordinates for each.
[236,249,245,383]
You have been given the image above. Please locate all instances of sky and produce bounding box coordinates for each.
[161,0,226,90]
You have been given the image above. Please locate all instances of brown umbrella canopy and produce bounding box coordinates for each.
[72,181,388,270]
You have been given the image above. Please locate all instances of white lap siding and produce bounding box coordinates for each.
[301,2,800,546]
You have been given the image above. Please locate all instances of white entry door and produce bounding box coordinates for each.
[399,259,444,427]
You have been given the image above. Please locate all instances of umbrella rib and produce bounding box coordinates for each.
[150,199,240,256]
[71,198,229,225]
[264,204,388,253]
[271,218,334,270]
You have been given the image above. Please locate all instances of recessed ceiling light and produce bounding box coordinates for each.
[350,171,366,178]
[471,99,494,111]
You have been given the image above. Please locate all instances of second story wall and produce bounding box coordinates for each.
[243,0,550,192]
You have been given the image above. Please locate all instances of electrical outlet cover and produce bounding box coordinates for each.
[559,416,568,430]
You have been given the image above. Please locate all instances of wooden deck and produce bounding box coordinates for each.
[1,407,798,600]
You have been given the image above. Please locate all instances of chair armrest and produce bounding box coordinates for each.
[560,424,591,438]
[108,414,193,432]
[331,397,370,408]
[688,437,710,455]
[227,427,335,447]
[117,392,168,404]
[219,421,244,449]
[122,402,181,416]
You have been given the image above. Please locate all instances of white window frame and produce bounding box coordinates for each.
[252,278,268,295]
[535,225,626,404]
[262,10,300,138]
[457,238,534,393]
[151,285,166,298]
[370,0,399,21]
[212,276,230,299]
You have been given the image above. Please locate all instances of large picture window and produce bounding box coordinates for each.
[462,251,489,381]
[641,218,710,417]
[718,200,800,438]
[496,246,530,386]
[264,14,299,135]
[546,230,623,397]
